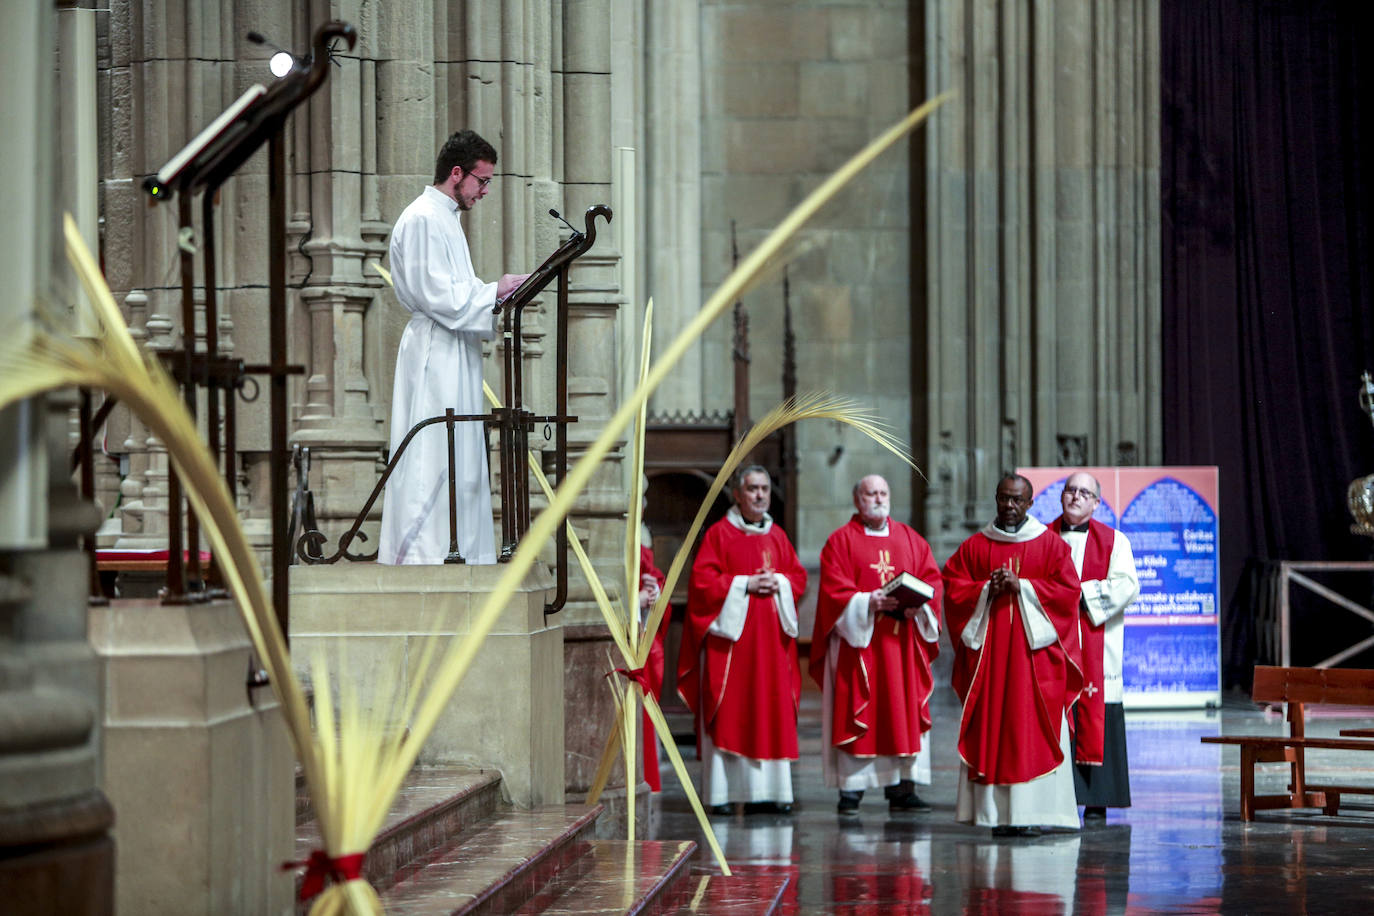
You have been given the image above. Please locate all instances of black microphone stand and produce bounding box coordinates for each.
[494,205,612,614]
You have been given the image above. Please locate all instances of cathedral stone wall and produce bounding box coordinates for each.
[695,0,919,563]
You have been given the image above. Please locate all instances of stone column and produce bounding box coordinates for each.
[921,0,1161,558]
[644,0,703,413]
[0,4,113,912]
[554,0,640,830]
[286,1,389,551]
[99,0,246,554]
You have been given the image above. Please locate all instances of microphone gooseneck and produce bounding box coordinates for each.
[549,208,580,236]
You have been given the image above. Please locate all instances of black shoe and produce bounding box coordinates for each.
[709,803,733,816]
[837,791,862,816]
[888,792,932,813]
[743,801,792,815]
[1083,806,1107,821]
[883,779,916,800]
[991,825,1041,838]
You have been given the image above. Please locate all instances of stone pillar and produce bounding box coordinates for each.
[288,1,389,551]
[691,1,920,562]
[101,0,207,552]
[0,5,113,912]
[555,0,640,831]
[921,0,1161,558]
[644,0,703,413]
[89,599,295,915]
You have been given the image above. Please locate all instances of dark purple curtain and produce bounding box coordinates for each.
[1162,0,1374,679]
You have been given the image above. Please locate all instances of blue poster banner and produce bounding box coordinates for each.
[1117,477,1220,701]
[1020,466,1222,709]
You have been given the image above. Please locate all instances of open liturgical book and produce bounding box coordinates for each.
[879,572,935,618]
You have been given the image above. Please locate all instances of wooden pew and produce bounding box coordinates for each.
[1201,665,1374,821]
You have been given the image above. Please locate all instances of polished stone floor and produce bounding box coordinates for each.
[653,667,1374,914]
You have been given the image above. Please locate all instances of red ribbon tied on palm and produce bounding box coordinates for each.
[607,666,652,691]
[283,849,366,901]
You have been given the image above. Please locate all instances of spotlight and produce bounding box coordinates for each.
[269,51,295,78]
[247,30,299,79]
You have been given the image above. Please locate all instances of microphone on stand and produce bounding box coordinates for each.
[549,209,581,237]
[494,210,579,314]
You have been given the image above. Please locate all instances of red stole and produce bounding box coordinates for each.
[943,528,1082,784]
[677,515,808,760]
[808,517,943,756]
[1051,517,1114,765]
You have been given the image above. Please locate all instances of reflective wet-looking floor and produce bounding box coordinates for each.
[653,673,1374,914]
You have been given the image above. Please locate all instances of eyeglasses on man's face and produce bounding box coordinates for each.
[464,171,493,189]
[1062,485,1098,500]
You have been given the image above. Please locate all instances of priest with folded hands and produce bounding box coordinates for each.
[942,474,1084,837]
[678,465,808,815]
[809,474,944,816]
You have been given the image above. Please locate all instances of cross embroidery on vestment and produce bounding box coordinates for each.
[870,549,895,581]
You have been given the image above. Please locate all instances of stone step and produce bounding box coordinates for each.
[668,865,793,915]
[292,766,503,900]
[377,803,604,915]
[511,839,698,915]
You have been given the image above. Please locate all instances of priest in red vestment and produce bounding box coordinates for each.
[809,474,943,816]
[1050,471,1140,821]
[678,465,808,815]
[942,474,1084,836]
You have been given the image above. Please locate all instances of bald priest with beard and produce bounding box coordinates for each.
[809,474,943,817]
[941,474,1084,837]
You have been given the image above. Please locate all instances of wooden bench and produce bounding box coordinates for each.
[1200,665,1374,820]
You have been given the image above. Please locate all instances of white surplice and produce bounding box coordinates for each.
[379,186,499,565]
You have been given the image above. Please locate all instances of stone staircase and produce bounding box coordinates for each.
[292,765,790,914]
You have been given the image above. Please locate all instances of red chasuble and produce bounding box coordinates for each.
[808,517,943,756]
[1050,516,1116,766]
[639,544,668,791]
[942,523,1083,785]
[678,514,808,760]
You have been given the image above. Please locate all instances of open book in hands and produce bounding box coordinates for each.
[879,572,935,619]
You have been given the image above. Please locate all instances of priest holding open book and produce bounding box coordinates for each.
[809,474,944,816]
